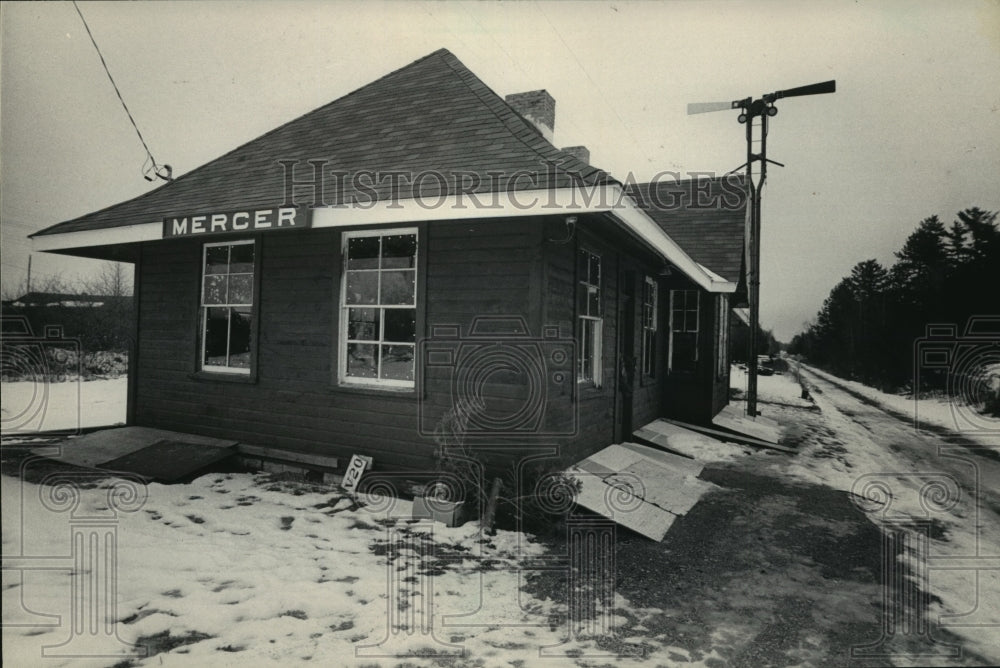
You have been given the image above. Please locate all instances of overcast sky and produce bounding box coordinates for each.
[2,0,998,340]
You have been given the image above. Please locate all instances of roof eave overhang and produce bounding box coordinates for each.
[32,183,734,292]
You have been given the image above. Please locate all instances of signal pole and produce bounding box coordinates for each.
[689,80,835,418]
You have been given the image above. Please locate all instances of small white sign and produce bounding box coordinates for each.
[341,454,373,493]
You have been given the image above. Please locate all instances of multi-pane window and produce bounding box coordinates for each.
[669,289,699,373]
[642,277,658,377]
[341,229,417,387]
[577,248,603,386]
[201,240,255,374]
[716,296,729,379]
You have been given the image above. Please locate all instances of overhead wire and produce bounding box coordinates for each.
[534,1,655,168]
[71,1,171,182]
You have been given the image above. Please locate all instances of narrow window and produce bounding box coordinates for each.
[340,228,417,387]
[201,240,255,374]
[669,289,699,373]
[577,248,603,386]
[716,295,729,379]
[642,276,658,377]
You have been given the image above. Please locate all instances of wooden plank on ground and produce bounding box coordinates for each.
[612,462,718,516]
[618,441,704,478]
[633,421,745,460]
[100,440,237,482]
[712,404,781,444]
[237,443,339,470]
[584,443,647,472]
[52,427,237,470]
[570,468,677,541]
[660,419,795,453]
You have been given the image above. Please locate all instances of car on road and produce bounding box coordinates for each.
[757,355,775,376]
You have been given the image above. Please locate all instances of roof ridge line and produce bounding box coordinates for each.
[34,48,458,237]
[437,51,603,186]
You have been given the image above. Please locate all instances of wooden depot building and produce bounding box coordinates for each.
[31,49,748,476]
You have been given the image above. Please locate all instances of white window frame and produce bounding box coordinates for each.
[668,289,699,372]
[577,247,603,387]
[338,227,418,389]
[200,239,255,375]
[642,276,658,377]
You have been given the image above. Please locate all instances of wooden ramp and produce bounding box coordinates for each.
[48,427,237,482]
[567,442,718,541]
[635,418,794,456]
[712,403,782,444]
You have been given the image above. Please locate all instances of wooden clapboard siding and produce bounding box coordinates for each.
[133,220,542,473]
[661,278,729,424]
[130,211,724,475]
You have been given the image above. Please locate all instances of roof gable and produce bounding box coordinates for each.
[35,49,607,237]
[628,176,748,283]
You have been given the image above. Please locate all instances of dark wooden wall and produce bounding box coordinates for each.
[133,219,545,473]
[131,213,723,475]
[661,276,731,425]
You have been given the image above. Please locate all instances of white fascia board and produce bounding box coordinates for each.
[31,222,161,252]
[697,263,737,293]
[602,185,734,293]
[30,183,733,292]
[313,183,728,291]
[310,186,619,228]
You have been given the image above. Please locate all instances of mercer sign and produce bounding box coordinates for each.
[162,207,309,238]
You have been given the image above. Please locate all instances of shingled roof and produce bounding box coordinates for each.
[627,176,748,283]
[34,48,608,237]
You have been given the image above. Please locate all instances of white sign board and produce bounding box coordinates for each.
[341,454,373,493]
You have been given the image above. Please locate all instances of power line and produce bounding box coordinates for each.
[534,2,654,167]
[71,1,171,182]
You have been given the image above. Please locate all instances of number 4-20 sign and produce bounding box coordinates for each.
[342,455,373,493]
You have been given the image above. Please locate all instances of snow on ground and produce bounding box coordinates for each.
[729,363,813,410]
[2,471,573,667]
[801,363,1000,447]
[1,378,127,434]
[784,366,1000,665]
[2,469,718,668]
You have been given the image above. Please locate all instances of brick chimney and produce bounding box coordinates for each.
[505,90,555,142]
[560,145,591,165]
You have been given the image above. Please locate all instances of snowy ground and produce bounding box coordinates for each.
[787,363,1000,666]
[1,378,127,434]
[3,367,1000,666]
[797,364,1000,448]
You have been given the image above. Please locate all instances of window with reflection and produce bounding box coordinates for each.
[341,229,417,387]
[201,240,255,374]
[577,248,603,386]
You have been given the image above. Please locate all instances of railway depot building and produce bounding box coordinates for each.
[31,49,747,474]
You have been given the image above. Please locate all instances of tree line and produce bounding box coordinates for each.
[788,207,999,398]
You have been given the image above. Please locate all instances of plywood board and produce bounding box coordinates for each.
[571,469,677,541]
[584,443,647,472]
[618,441,704,477]
[661,419,795,453]
[51,427,237,470]
[633,420,743,460]
[613,462,718,516]
[100,440,236,482]
[713,404,782,444]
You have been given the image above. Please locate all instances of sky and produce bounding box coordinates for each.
[2,0,998,340]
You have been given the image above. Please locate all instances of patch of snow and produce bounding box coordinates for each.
[1,378,127,434]
[801,364,999,447]
[730,364,813,409]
